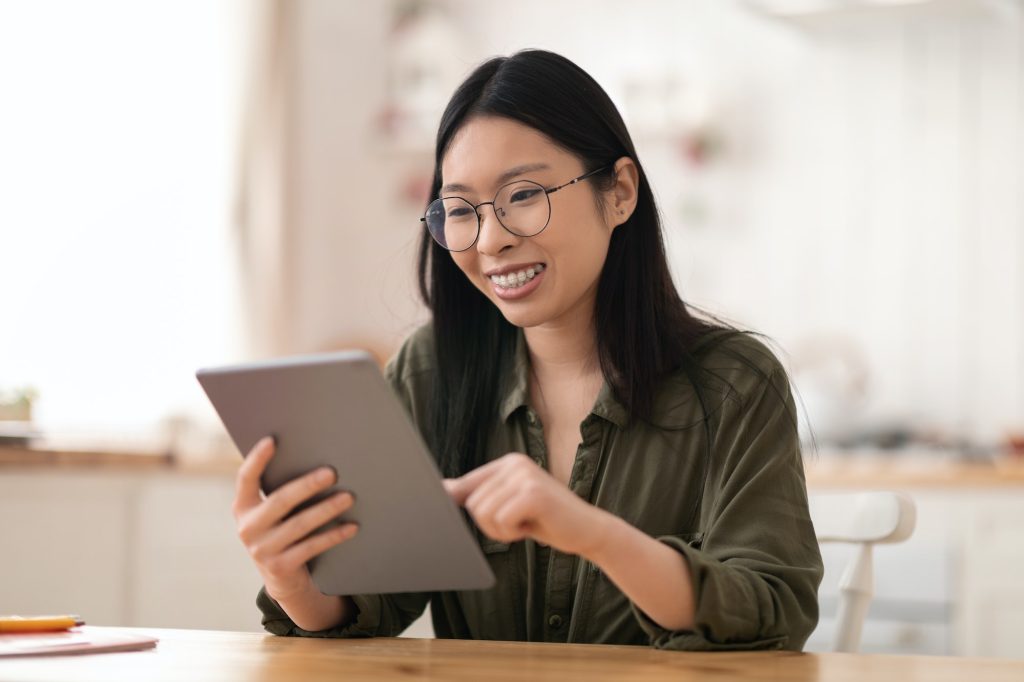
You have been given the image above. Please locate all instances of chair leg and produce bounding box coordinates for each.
[833,543,874,653]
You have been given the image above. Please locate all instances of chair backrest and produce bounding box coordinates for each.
[809,491,917,653]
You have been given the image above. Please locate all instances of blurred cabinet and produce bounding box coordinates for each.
[0,474,134,625]
[0,469,265,632]
[130,476,264,629]
[960,496,1024,658]
[806,487,1024,659]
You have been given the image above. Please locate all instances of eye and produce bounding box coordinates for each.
[447,206,475,219]
[509,188,543,204]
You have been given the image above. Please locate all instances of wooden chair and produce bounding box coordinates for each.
[809,491,917,652]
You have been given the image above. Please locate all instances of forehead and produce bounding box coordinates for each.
[441,116,576,195]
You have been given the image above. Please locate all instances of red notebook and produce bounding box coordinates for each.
[0,627,158,657]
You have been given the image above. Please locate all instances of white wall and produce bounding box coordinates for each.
[279,1,1023,441]
[0,1,246,435]
[277,0,430,358]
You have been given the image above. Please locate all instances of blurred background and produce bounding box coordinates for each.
[1,0,1022,658]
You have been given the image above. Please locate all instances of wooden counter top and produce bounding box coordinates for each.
[3,444,1024,488]
[0,444,239,476]
[804,451,1024,488]
[0,444,173,469]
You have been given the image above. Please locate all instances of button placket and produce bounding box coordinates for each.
[524,410,548,546]
[525,409,546,469]
[564,420,610,643]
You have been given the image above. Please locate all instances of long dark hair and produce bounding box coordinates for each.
[417,49,786,478]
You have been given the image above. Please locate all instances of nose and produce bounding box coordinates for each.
[474,203,518,256]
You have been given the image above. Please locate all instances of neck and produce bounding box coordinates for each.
[523,303,601,383]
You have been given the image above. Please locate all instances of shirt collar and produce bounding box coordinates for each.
[498,327,629,429]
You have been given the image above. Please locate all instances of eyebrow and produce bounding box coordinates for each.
[440,163,551,196]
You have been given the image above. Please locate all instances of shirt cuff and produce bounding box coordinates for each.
[627,535,789,651]
[256,585,383,638]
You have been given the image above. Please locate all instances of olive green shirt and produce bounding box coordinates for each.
[257,323,823,651]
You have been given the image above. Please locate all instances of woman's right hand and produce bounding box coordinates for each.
[232,436,359,602]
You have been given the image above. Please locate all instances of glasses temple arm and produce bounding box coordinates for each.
[545,163,614,195]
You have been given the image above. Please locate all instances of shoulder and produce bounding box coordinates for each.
[382,322,438,431]
[384,321,436,385]
[649,330,791,428]
[695,330,789,397]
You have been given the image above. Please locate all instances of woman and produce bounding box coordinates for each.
[235,49,823,651]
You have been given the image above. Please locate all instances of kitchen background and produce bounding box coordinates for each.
[1,0,1022,658]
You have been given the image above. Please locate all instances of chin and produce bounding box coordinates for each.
[492,303,548,329]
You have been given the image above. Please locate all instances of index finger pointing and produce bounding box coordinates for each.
[444,459,501,506]
[235,436,276,512]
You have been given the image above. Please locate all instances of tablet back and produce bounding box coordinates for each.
[197,350,495,595]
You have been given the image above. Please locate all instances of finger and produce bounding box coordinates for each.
[260,491,355,557]
[445,458,505,506]
[234,436,276,514]
[280,522,360,569]
[468,480,521,542]
[250,465,338,532]
[493,494,539,540]
[470,468,539,540]
[464,469,513,515]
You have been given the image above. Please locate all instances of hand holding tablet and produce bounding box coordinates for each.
[232,435,360,603]
[197,350,494,598]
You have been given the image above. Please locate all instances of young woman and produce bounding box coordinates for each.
[234,49,823,651]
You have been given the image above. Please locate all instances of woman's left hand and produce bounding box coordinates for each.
[443,453,611,557]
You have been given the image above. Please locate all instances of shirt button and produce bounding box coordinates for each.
[547,614,563,629]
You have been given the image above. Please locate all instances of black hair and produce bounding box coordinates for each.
[416,49,802,488]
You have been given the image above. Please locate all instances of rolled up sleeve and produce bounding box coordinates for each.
[629,367,823,651]
[257,586,429,638]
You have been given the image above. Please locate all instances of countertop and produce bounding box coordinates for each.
[2,443,1024,487]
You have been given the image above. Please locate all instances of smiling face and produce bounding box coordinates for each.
[440,116,618,330]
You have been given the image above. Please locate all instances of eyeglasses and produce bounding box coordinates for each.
[421,165,611,252]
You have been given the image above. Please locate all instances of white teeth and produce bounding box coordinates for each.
[490,263,545,289]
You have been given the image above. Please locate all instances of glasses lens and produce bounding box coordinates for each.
[425,197,478,251]
[495,181,550,237]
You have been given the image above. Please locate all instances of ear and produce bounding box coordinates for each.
[606,156,639,229]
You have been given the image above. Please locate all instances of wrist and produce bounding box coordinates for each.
[266,571,315,605]
[579,508,628,566]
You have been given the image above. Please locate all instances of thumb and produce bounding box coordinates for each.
[442,477,465,505]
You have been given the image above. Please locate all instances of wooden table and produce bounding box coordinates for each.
[1,627,1022,682]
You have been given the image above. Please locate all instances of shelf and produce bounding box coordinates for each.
[741,0,1023,26]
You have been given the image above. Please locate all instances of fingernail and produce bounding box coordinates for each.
[317,468,334,483]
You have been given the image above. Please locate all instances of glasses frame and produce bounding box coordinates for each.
[420,164,612,252]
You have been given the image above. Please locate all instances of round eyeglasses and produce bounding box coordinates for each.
[421,165,611,252]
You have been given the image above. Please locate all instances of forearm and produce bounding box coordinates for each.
[584,511,696,632]
[271,577,356,633]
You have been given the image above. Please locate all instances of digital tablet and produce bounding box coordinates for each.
[196,350,495,596]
